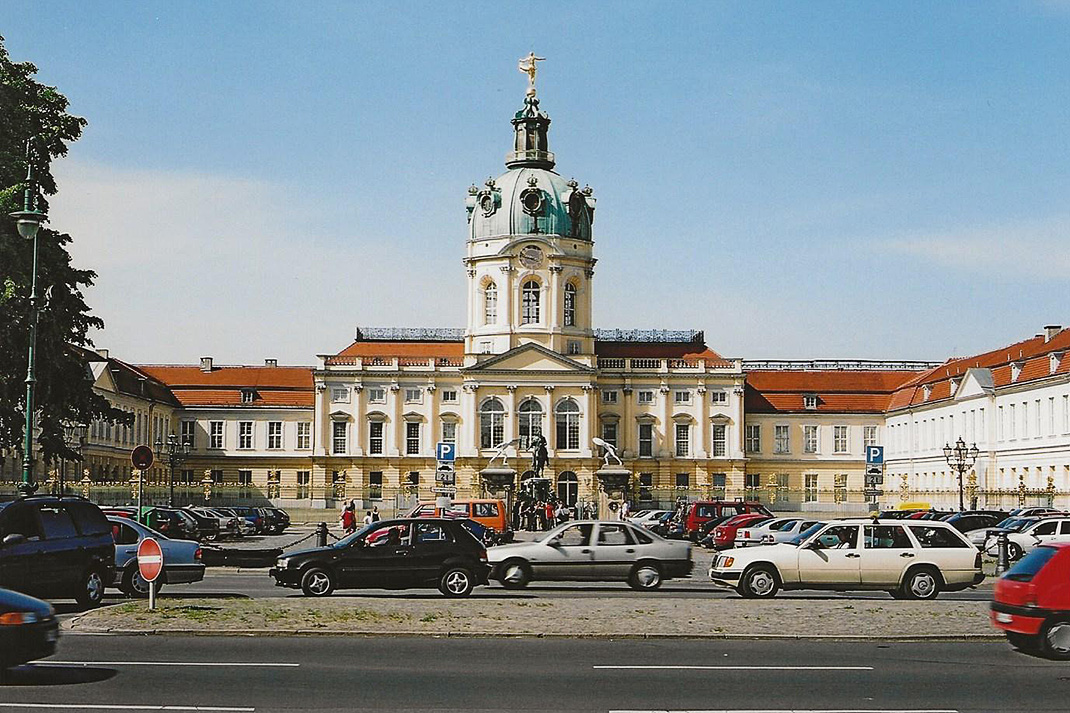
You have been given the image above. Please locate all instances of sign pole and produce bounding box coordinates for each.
[148,580,156,611]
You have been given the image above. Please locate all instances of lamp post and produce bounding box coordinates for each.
[9,139,48,498]
[155,433,192,507]
[942,436,980,512]
[60,423,88,496]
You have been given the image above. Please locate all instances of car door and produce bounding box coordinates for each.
[410,522,455,584]
[0,502,43,593]
[112,522,141,570]
[591,522,638,579]
[536,523,595,580]
[859,524,916,586]
[1029,520,1060,547]
[796,524,862,585]
[339,523,414,588]
[35,504,84,593]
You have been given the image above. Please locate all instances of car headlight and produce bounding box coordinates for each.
[276,558,293,569]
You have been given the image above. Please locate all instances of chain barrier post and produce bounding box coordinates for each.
[996,530,1010,576]
[316,522,328,547]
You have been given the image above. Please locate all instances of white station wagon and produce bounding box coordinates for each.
[709,519,984,599]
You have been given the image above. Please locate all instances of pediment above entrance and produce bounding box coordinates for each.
[463,342,594,375]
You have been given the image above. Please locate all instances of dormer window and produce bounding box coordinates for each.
[240,389,256,404]
[1051,353,1063,375]
[1011,362,1023,382]
[949,378,960,394]
[803,394,818,409]
[922,385,932,402]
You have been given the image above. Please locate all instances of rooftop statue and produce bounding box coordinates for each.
[518,52,545,90]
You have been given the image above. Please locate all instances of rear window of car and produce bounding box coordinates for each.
[908,525,970,548]
[472,502,499,518]
[67,502,111,536]
[415,523,452,543]
[696,504,717,519]
[1004,546,1059,582]
[38,505,79,539]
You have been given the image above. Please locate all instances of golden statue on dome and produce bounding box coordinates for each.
[518,52,545,92]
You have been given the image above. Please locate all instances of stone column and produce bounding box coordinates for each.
[390,381,402,456]
[353,384,365,456]
[582,383,596,458]
[621,384,633,458]
[506,385,518,443]
[500,265,514,346]
[549,265,563,341]
[698,382,710,458]
[544,385,556,458]
[313,384,328,456]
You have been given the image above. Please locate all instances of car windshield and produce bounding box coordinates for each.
[333,521,381,548]
[1003,546,1059,582]
[789,522,825,546]
[1002,517,1038,532]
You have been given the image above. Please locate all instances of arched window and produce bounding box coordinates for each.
[484,282,497,325]
[557,471,578,506]
[522,280,540,324]
[563,282,576,327]
[518,398,544,448]
[555,398,581,451]
[480,398,506,449]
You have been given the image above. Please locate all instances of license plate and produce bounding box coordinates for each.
[995,612,1013,624]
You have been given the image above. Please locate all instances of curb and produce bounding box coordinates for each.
[65,627,1005,642]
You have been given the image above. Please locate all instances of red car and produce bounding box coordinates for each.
[683,500,771,541]
[991,543,1070,659]
[708,513,772,551]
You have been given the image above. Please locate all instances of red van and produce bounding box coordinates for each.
[683,500,771,541]
[991,543,1070,659]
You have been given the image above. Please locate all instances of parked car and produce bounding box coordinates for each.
[270,518,488,597]
[0,588,58,672]
[178,507,221,541]
[991,543,1070,659]
[735,518,822,547]
[487,520,692,591]
[408,499,511,541]
[100,506,195,541]
[214,508,257,536]
[704,513,773,550]
[970,516,1038,551]
[107,516,206,597]
[1007,507,1064,519]
[682,500,772,541]
[709,519,984,599]
[189,507,243,538]
[983,517,1070,561]
[257,507,290,535]
[0,495,115,606]
[647,512,687,539]
[628,510,671,527]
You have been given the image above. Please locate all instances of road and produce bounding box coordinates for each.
[1,635,1065,711]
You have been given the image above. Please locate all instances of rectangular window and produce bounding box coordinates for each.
[638,472,653,502]
[602,421,618,450]
[638,423,653,457]
[180,420,195,448]
[368,387,386,404]
[238,470,252,486]
[330,387,350,403]
[238,421,253,450]
[863,425,877,448]
[803,425,818,454]
[675,472,690,489]
[1050,398,1056,437]
[674,423,690,457]
[834,425,848,454]
[745,424,760,453]
[267,421,283,450]
[804,473,819,502]
[998,406,1004,441]
[1036,399,1042,437]
[674,391,691,405]
[602,390,618,404]
[406,422,420,455]
[710,391,728,405]
[211,469,224,485]
[297,470,310,498]
[484,284,497,324]
[332,421,347,454]
[567,340,581,355]
[803,395,818,409]
[297,422,311,450]
[441,390,458,403]
[179,469,194,485]
[556,412,580,450]
[745,472,761,489]
[712,424,726,457]
[369,421,384,455]
[1064,395,1069,433]
[479,341,492,354]
[1009,404,1017,439]
[368,471,383,500]
[442,420,457,444]
[712,472,727,489]
[637,390,654,405]
[774,424,790,454]
[405,388,422,404]
[209,421,224,449]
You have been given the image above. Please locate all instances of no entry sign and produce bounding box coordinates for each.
[137,537,164,583]
[131,445,154,470]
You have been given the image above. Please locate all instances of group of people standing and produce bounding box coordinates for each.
[511,498,572,531]
[339,500,380,534]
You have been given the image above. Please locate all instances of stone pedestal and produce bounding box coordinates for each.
[481,468,517,530]
[595,467,632,517]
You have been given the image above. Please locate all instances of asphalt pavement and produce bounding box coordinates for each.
[1,635,1065,711]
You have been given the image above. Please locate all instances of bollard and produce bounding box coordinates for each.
[995,530,1010,576]
[316,522,328,547]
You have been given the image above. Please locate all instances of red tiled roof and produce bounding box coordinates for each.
[594,341,728,366]
[333,341,465,359]
[745,370,921,414]
[165,389,313,408]
[137,365,314,409]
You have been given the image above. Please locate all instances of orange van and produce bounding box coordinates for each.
[408,499,510,536]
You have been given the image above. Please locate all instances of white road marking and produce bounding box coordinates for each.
[44,661,298,668]
[0,704,254,711]
[609,710,958,713]
[594,665,874,671]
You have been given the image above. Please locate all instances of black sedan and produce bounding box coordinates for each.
[270,518,489,597]
[0,588,58,673]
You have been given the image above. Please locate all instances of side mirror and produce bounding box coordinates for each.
[804,539,821,550]
[2,533,26,546]
[548,538,562,548]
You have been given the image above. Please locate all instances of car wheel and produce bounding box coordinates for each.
[739,564,780,599]
[498,560,531,589]
[1041,618,1070,660]
[1008,542,1023,561]
[75,568,106,607]
[439,567,474,597]
[900,566,941,600]
[1006,631,1037,652]
[121,567,162,598]
[300,567,335,597]
[628,562,663,591]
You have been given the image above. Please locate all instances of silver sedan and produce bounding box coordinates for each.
[487,520,692,591]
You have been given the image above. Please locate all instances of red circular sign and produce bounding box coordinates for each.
[137,537,164,583]
[131,445,154,470]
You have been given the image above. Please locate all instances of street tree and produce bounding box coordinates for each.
[1,34,125,471]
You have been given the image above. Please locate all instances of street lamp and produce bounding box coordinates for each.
[155,433,192,507]
[942,436,980,512]
[9,139,48,498]
[60,422,88,495]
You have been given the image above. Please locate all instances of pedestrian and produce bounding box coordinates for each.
[544,501,554,530]
[620,500,631,521]
[371,506,381,522]
[341,504,356,534]
[363,510,373,526]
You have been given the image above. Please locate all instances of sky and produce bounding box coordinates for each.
[2,1,1069,366]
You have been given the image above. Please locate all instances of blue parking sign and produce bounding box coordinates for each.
[436,442,456,462]
[866,446,884,465]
